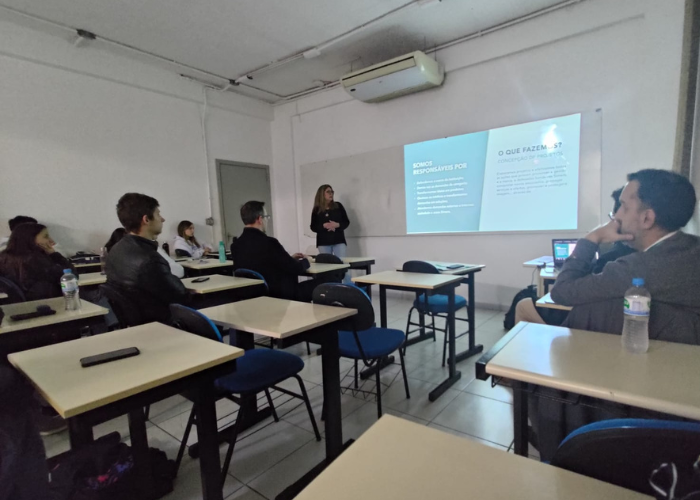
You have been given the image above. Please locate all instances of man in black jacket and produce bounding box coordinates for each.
[106,193,189,323]
[231,201,314,301]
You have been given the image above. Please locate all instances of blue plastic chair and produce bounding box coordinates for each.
[0,276,26,304]
[551,418,700,496]
[312,283,410,419]
[402,261,469,366]
[169,304,320,483]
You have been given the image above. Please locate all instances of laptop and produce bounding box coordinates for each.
[551,239,578,269]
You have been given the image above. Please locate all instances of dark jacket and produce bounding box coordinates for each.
[231,227,310,300]
[551,232,700,344]
[310,203,350,247]
[0,251,73,301]
[591,241,636,274]
[105,234,189,323]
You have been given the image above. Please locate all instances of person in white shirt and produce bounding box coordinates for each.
[105,227,184,278]
[173,220,212,259]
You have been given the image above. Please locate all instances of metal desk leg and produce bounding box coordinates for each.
[512,381,529,457]
[196,382,225,500]
[360,285,394,379]
[68,416,94,449]
[321,329,343,461]
[379,285,387,328]
[128,408,154,499]
[429,287,461,401]
[449,273,484,365]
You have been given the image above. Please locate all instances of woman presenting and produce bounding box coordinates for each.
[310,184,350,257]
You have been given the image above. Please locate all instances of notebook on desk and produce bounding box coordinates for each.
[551,239,578,269]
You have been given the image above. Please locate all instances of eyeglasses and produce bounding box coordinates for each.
[261,214,272,220]
[326,190,334,194]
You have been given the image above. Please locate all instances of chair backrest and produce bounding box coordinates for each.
[169,304,222,342]
[99,283,146,328]
[313,253,347,283]
[234,268,269,293]
[402,260,439,274]
[312,283,374,332]
[162,242,170,255]
[0,276,26,304]
[174,249,191,258]
[551,418,700,496]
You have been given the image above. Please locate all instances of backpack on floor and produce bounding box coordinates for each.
[503,285,538,330]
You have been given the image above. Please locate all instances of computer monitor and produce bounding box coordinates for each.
[552,239,578,268]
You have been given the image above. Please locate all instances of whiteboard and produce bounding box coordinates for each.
[301,147,407,237]
[300,110,601,238]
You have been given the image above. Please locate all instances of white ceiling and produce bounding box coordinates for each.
[0,0,567,102]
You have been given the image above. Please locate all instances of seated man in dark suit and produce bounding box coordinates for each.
[531,169,700,461]
[105,193,189,323]
[231,201,314,301]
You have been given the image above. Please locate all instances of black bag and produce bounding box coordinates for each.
[49,432,176,500]
[503,285,538,330]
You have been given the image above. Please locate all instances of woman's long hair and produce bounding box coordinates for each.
[4,223,46,255]
[177,220,200,248]
[0,223,49,280]
[105,228,127,253]
[313,184,337,214]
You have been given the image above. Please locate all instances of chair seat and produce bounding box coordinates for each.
[338,327,405,359]
[413,294,467,314]
[215,349,303,395]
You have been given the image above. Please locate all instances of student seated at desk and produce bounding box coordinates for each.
[105,227,184,278]
[106,193,189,323]
[231,201,314,301]
[0,223,74,301]
[528,169,700,461]
[515,186,637,326]
[173,220,212,259]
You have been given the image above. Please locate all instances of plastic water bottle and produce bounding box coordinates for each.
[622,278,650,354]
[218,241,226,263]
[60,269,81,311]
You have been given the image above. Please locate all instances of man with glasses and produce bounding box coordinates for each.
[231,201,314,301]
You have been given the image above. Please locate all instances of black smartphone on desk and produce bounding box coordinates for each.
[192,277,210,283]
[80,347,140,368]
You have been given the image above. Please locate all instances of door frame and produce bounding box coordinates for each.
[215,160,274,242]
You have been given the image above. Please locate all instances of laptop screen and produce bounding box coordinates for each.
[552,239,578,265]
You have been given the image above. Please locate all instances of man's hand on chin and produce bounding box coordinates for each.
[585,220,634,245]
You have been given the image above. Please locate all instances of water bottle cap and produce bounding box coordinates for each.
[63,269,72,274]
[632,278,644,287]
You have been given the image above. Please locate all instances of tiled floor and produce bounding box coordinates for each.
[43,293,536,500]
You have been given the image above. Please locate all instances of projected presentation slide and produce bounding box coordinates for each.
[404,113,581,234]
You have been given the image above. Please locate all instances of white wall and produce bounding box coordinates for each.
[271,0,686,308]
[0,16,272,254]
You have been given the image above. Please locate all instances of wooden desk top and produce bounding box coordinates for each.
[353,270,464,290]
[524,255,553,268]
[535,293,572,311]
[200,296,356,339]
[341,257,375,265]
[305,262,350,274]
[73,261,101,268]
[296,415,649,500]
[0,297,108,334]
[425,261,485,275]
[487,322,700,420]
[180,259,233,270]
[8,322,244,418]
[79,272,107,286]
[181,275,263,294]
[541,267,558,279]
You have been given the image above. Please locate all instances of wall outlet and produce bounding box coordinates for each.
[205,217,214,226]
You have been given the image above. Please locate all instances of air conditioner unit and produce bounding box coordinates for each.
[340,51,444,103]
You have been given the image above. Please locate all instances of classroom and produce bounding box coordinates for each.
[1,0,699,499]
